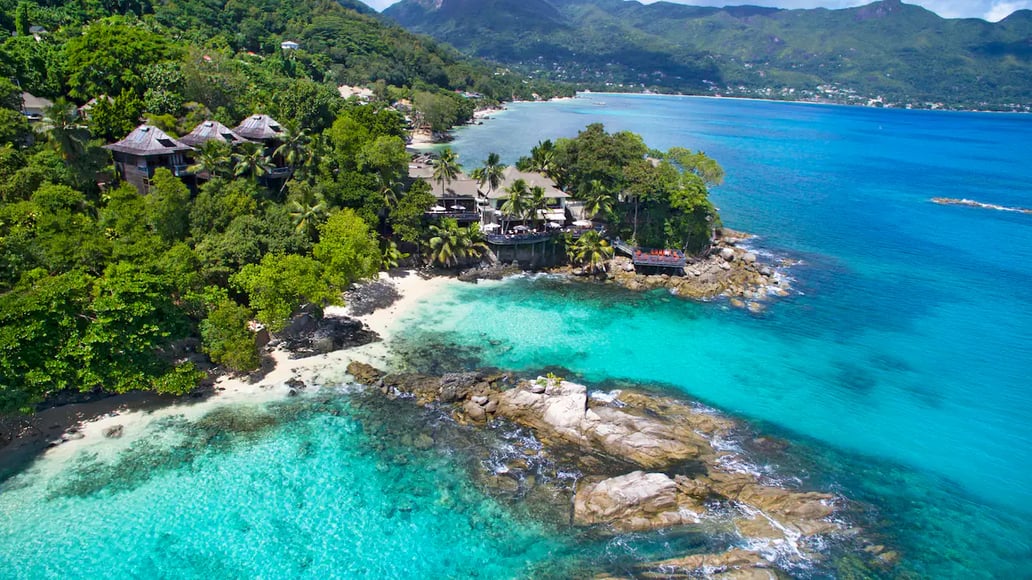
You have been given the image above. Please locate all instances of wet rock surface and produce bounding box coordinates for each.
[459,261,523,282]
[553,230,796,310]
[343,279,402,317]
[277,313,379,359]
[348,364,892,578]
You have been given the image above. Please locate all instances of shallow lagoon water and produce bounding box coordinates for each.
[2,95,1031,577]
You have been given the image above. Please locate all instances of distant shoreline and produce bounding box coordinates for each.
[582,90,1031,115]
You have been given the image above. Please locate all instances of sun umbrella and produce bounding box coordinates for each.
[547,221,562,228]
[430,205,446,212]
[572,219,592,227]
[450,204,465,210]
[482,223,500,231]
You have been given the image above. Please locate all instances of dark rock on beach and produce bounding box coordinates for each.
[344,279,403,317]
[278,311,379,359]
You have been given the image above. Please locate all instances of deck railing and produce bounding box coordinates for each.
[485,231,555,245]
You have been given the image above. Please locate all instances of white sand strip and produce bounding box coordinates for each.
[26,271,456,467]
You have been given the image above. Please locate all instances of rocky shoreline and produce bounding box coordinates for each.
[346,362,898,578]
[480,229,797,312]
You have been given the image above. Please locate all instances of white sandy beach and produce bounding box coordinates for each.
[17,271,457,468]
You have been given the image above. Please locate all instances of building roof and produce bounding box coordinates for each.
[180,120,251,148]
[280,40,300,49]
[103,124,193,156]
[79,96,114,111]
[21,92,53,113]
[429,177,479,199]
[489,167,570,200]
[408,163,435,180]
[234,114,285,141]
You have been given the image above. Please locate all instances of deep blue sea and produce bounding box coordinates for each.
[1,95,1030,578]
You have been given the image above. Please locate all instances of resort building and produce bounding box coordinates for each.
[103,124,193,194]
[233,114,292,181]
[179,120,251,148]
[280,40,300,50]
[234,114,285,144]
[427,175,481,225]
[20,92,52,121]
[487,167,570,225]
[77,96,113,121]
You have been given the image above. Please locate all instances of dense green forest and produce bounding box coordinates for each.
[385,0,1032,110]
[0,0,574,414]
[517,123,722,253]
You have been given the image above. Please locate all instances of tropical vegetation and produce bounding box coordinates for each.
[518,123,722,252]
[0,0,573,414]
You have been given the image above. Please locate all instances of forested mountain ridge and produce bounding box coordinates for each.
[384,0,1032,110]
[0,0,567,103]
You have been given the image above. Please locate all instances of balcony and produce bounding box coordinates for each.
[485,231,555,245]
[425,210,481,222]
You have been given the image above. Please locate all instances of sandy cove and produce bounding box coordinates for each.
[0,270,458,472]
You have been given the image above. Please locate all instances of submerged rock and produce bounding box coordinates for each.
[347,361,384,385]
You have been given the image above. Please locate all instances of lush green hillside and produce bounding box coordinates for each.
[0,0,568,103]
[385,0,1032,109]
[0,0,572,413]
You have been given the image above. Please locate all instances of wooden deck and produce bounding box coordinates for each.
[632,249,686,268]
[614,240,687,269]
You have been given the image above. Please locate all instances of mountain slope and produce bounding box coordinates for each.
[384,0,1032,109]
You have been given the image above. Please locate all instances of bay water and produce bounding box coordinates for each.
[2,94,1030,577]
[405,94,1032,575]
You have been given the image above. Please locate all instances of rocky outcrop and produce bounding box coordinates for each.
[348,365,886,577]
[278,309,379,358]
[496,380,718,469]
[574,471,702,531]
[633,548,772,579]
[346,361,383,385]
[564,230,794,310]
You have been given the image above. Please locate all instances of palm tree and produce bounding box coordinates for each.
[529,185,548,230]
[188,140,231,179]
[462,222,489,262]
[305,133,330,177]
[500,178,531,233]
[518,140,556,177]
[376,174,401,212]
[274,121,310,170]
[477,152,505,196]
[427,218,463,267]
[427,218,487,268]
[583,179,615,221]
[381,240,409,269]
[432,147,461,192]
[288,187,327,239]
[233,141,272,183]
[43,100,88,161]
[569,230,613,275]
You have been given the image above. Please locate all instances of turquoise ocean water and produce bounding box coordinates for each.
[403,94,1032,575]
[2,95,1031,577]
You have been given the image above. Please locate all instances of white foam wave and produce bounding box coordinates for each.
[589,389,623,404]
